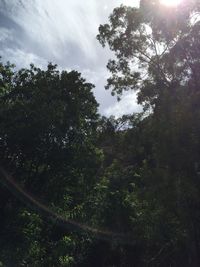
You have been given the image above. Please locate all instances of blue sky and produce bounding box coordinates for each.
[0,0,141,117]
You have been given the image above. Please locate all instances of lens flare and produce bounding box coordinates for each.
[0,166,134,245]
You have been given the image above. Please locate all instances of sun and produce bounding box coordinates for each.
[160,0,182,6]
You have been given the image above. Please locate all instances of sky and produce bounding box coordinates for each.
[0,0,141,117]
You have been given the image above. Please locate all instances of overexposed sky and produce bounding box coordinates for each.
[0,0,141,117]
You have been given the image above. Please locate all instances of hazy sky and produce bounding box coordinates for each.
[0,0,141,117]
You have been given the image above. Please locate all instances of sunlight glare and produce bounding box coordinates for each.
[160,0,182,6]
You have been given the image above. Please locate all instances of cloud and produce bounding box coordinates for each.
[0,27,13,42]
[104,92,142,118]
[0,48,47,68]
[0,0,104,63]
[123,0,140,7]
[0,0,142,117]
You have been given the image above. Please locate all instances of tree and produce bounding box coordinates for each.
[97,0,200,108]
[97,1,200,266]
[0,60,102,266]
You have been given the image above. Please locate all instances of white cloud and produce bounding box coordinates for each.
[0,0,104,61]
[103,92,142,118]
[0,0,139,62]
[0,48,47,69]
[122,0,140,7]
[0,27,13,42]
[81,67,108,84]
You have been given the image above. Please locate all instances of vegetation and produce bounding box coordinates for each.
[1,0,200,266]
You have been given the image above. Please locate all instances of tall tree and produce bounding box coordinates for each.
[97,1,200,266]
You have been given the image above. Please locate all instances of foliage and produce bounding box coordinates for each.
[1,0,200,266]
[0,61,101,266]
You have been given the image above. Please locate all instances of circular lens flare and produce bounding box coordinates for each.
[160,0,182,6]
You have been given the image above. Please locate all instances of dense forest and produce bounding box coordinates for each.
[1,0,200,266]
